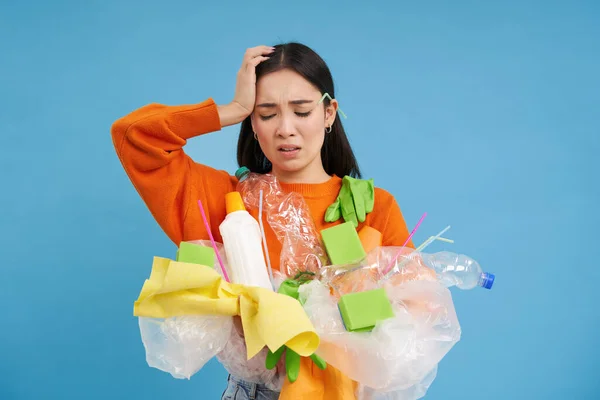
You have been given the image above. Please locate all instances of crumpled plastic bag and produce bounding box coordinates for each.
[298,279,461,399]
[139,315,233,379]
[355,367,438,400]
[216,320,285,391]
[319,246,437,299]
[137,240,233,379]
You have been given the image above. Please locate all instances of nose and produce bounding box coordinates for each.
[276,113,296,138]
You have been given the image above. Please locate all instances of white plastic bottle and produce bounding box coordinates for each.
[219,191,273,291]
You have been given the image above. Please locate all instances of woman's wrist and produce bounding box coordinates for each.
[217,102,251,127]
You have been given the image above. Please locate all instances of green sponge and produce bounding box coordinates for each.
[176,242,215,268]
[338,288,395,332]
[321,222,366,265]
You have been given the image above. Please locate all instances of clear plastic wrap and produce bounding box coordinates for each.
[139,315,233,379]
[319,246,437,299]
[298,276,460,398]
[355,367,438,400]
[372,246,437,285]
[319,260,379,299]
[236,170,328,277]
[216,320,285,391]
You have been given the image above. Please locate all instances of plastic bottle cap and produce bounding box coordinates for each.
[235,166,250,181]
[225,191,246,214]
[479,272,495,289]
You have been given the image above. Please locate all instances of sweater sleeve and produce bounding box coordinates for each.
[110,98,235,245]
[380,192,415,248]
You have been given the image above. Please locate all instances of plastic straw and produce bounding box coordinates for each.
[259,190,275,290]
[384,225,454,279]
[402,212,427,248]
[382,225,452,280]
[318,92,348,119]
[415,225,451,253]
[197,199,230,283]
[382,212,427,275]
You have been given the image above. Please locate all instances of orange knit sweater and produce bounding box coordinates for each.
[111,98,414,399]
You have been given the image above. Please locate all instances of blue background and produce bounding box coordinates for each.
[1,0,598,399]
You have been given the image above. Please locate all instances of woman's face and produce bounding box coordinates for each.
[251,69,337,181]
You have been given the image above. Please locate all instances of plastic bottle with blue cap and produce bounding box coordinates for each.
[421,251,495,290]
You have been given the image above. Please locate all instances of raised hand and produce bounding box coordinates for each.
[218,45,275,127]
[234,45,275,113]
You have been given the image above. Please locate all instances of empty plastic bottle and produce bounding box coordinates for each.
[421,251,495,290]
[234,166,329,277]
[235,166,282,211]
[219,191,272,290]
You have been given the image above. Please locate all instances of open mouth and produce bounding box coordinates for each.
[278,146,301,152]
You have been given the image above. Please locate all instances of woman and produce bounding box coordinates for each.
[112,42,413,400]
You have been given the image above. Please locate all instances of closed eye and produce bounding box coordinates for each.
[259,111,311,120]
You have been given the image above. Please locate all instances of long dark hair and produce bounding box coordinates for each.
[236,42,362,179]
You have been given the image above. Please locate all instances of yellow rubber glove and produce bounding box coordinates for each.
[325,176,375,228]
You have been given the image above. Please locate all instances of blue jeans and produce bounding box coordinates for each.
[221,375,280,400]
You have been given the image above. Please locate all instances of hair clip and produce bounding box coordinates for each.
[318,92,348,119]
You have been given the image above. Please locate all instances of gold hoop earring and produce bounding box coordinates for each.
[325,126,332,134]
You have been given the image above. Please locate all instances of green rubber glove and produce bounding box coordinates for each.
[264,272,327,382]
[266,346,326,383]
[277,271,315,304]
[325,176,375,228]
